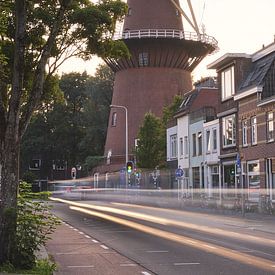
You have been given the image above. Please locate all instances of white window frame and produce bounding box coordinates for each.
[251,116,257,145]
[206,130,211,153]
[212,128,217,151]
[222,114,236,148]
[170,134,177,159]
[192,133,197,156]
[221,66,235,101]
[184,136,189,158]
[242,120,248,147]
[198,132,202,156]
[179,137,183,157]
[267,111,274,142]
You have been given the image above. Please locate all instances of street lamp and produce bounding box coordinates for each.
[110,104,128,164]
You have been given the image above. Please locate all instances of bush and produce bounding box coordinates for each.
[12,182,60,269]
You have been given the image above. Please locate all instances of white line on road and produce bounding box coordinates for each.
[85,235,91,239]
[73,228,78,231]
[92,239,99,243]
[79,231,84,235]
[56,252,79,255]
[68,265,95,268]
[146,250,169,253]
[100,245,109,250]
[141,272,152,275]
[174,262,200,266]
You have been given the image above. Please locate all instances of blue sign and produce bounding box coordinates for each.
[236,153,241,169]
[176,168,184,178]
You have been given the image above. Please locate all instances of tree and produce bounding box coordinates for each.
[20,65,114,179]
[162,94,183,126]
[0,0,128,266]
[135,112,166,169]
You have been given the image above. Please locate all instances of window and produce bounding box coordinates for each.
[267,112,274,142]
[192,167,200,188]
[29,159,41,170]
[223,164,236,189]
[198,132,202,155]
[211,165,219,188]
[139,52,149,67]
[251,116,257,145]
[192,133,196,156]
[213,128,217,151]
[170,134,177,158]
[242,120,248,146]
[222,114,236,147]
[127,8,132,16]
[221,66,235,100]
[179,137,183,157]
[184,136,189,157]
[247,160,260,200]
[111,112,117,126]
[206,130,211,153]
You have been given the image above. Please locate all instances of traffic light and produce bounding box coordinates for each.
[126,161,134,174]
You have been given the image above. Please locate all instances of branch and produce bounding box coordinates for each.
[19,0,73,138]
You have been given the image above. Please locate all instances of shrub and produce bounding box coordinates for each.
[12,182,60,269]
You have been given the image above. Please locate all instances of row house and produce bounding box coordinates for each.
[208,41,275,202]
[167,78,220,191]
[167,40,275,203]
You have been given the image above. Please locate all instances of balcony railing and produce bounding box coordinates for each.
[113,29,218,49]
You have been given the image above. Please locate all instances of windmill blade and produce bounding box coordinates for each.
[169,0,200,36]
[186,0,200,34]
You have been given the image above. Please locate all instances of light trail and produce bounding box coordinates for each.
[69,205,275,273]
[50,197,275,247]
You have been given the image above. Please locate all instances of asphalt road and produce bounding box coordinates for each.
[50,198,275,275]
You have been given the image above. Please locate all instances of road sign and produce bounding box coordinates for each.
[175,168,184,178]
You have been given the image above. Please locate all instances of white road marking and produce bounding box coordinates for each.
[73,228,78,231]
[79,231,84,235]
[68,265,94,268]
[141,272,152,275]
[100,245,109,250]
[174,262,200,266]
[85,235,91,239]
[56,252,79,255]
[92,239,99,243]
[146,250,168,253]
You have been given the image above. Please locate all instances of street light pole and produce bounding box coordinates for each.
[110,104,128,164]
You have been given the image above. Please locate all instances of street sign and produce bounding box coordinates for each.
[175,167,184,178]
[236,153,241,169]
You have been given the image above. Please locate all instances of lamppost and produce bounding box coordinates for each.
[110,104,128,164]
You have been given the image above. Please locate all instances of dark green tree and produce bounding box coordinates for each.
[0,0,128,266]
[135,112,166,169]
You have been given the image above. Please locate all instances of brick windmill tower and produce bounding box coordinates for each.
[103,0,217,171]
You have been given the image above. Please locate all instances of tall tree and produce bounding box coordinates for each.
[135,112,166,169]
[0,0,128,266]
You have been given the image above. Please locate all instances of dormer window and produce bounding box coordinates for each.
[221,65,235,100]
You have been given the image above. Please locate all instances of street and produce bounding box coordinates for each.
[49,197,275,275]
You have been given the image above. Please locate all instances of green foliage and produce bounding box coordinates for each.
[21,65,114,176]
[12,182,60,269]
[136,112,166,169]
[0,259,56,274]
[162,94,183,126]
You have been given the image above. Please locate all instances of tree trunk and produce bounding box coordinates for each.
[0,0,25,265]
[0,136,20,264]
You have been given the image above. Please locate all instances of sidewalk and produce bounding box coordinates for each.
[46,221,150,275]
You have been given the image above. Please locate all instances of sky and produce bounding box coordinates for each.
[58,0,275,81]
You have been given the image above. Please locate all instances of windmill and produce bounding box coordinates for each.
[103,0,218,171]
